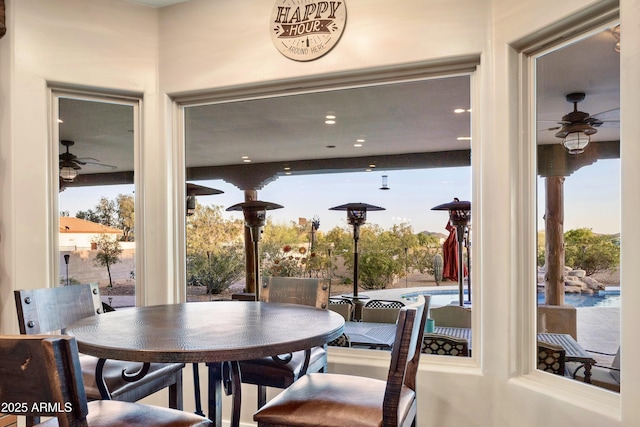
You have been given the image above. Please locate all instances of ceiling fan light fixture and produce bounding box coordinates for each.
[561,131,590,155]
[60,166,78,182]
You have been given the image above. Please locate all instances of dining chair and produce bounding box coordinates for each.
[253,296,427,427]
[537,341,566,375]
[14,284,185,422]
[237,276,330,409]
[0,334,212,426]
[429,304,472,328]
[328,297,353,321]
[361,299,405,323]
[422,333,470,356]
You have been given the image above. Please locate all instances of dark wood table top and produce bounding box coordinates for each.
[66,301,344,363]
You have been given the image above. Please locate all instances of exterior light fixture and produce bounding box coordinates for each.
[186,183,223,216]
[432,198,471,306]
[555,93,597,155]
[329,202,385,309]
[227,200,283,300]
[60,166,78,182]
[380,174,390,190]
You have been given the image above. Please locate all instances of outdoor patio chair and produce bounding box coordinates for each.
[567,347,620,392]
[329,297,353,321]
[237,276,330,409]
[254,296,427,427]
[537,341,566,375]
[361,299,405,323]
[0,334,212,426]
[328,332,351,348]
[430,304,472,328]
[422,333,469,357]
[14,284,185,425]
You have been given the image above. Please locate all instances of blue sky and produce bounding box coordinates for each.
[59,159,620,235]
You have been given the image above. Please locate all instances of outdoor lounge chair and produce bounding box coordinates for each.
[361,299,405,323]
[567,347,620,392]
[422,333,469,356]
[430,304,472,328]
[537,341,566,376]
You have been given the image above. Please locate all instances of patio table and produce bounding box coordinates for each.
[66,301,344,427]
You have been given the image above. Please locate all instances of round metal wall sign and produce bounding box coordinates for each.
[270,0,347,62]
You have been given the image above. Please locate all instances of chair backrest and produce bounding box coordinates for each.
[329,297,353,321]
[610,347,621,383]
[422,333,469,357]
[14,284,103,335]
[430,305,472,328]
[361,299,405,324]
[0,334,89,426]
[260,277,329,309]
[383,296,427,426]
[537,341,566,375]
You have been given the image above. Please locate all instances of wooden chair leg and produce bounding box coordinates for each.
[168,374,183,410]
[257,385,267,408]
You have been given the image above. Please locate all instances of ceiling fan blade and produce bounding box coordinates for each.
[591,107,620,122]
[82,161,117,170]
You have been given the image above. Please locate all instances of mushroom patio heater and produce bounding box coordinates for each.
[227,200,283,301]
[186,183,224,216]
[432,198,471,306]
[329,202,385,300]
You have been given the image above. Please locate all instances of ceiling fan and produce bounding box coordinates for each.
[59,140,117,182]
[539,92,619,154]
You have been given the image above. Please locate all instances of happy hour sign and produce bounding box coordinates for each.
[271,0,347,61]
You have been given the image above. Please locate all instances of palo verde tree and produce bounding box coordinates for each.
[186,202,245,294]
[92,233,123,287]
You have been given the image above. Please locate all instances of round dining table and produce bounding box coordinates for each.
[66,301,345,427]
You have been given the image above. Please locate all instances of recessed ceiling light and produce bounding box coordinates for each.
[369,164,376,168]
[354,143,363,147]
[325,119,336,124]
[241,155,249,159]
[357,138,365,143]
[325,114,336,120]
[454,108,472,113]
[285,172,292,175]
[243,159,252,163]
[457,137,472,141]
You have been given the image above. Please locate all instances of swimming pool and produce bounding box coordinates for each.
[401,288,621,308]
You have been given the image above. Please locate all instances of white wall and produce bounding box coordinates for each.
[1,0,638,426]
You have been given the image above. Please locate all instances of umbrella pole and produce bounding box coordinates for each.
[456,225,464,306]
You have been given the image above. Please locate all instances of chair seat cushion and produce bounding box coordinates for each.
[566,361,620,392]
[79,354,185,400]
[239,347,326,389]
[254,373,416,427]
[38,400,212,426]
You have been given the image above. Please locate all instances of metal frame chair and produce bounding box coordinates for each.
[254,296,427,427]
[237,277,330,408]
[0,334,211,426]
[14,284,184,424]
[422,333,470,357]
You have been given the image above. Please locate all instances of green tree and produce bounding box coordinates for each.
[76,194,135,241]
[116,194,135,241]
[186,202,245,294]
[92,233,123,287]
[564,228,620,276]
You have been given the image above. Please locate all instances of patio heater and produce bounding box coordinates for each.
[226,200,283,301]
[186,183,224,216]
[329,202,385,300]
[432,198,471,306]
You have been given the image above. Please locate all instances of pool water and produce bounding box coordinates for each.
[402,288,621,308]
